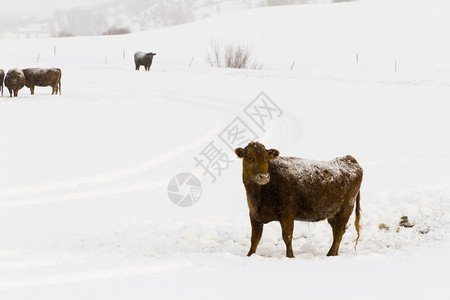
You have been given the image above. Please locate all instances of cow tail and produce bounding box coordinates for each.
[354,191,361,250]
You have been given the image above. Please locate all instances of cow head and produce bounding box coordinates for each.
[235,142,279,185]
[146,52,156,57]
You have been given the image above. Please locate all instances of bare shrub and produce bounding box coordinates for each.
[224,43,251,69]
[103,26,131,35]
[57,31,74,37]
[206,39,262,70]
[206,39,222,68]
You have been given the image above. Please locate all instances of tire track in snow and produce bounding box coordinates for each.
[0,104,301,209]
[0,260,62,271]
[0,67,303,207]
[1,108,218,197]
[0,261,192,290]
[0,91,240,207]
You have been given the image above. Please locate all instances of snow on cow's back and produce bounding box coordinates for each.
[270,155,363,186]
[134,51,145,59]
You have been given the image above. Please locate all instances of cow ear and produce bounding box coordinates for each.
[268,149,279,160]
[235,148,245,158]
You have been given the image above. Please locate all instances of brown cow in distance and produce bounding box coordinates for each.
[0,69,4,97]
[4,68,25,97]
[22,68,62,95]
[235,142,363,257]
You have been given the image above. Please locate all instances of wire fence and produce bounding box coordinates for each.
[1,44,450,78]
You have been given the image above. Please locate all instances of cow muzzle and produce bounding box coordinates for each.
[255,173,270,185]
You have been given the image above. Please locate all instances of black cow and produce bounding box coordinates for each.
[0,69,4,97]
[235,142,363,257]
[134,51,156,71]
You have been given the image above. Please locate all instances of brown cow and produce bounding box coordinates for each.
[235,142,363,257]
[4,69,26,97]
[0,69,4,97]
[22,68,62,95]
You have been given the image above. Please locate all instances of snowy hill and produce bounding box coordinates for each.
[0,0,449,299]
[115,0,333,31]
[1,0,334,37]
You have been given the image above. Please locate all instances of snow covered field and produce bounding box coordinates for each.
[0,0,449,299]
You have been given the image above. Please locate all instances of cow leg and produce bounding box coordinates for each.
[280,218,294,258]
[8,88,12,97]
[247,214,263,257]
[30,86,34,95]
[326,202,354,256]
[135,65,139,71]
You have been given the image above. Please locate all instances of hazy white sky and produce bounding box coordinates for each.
[2,0,110,15]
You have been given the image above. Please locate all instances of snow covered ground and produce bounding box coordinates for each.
[0,0,449,298]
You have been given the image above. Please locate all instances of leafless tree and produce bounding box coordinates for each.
[206,39,262,70]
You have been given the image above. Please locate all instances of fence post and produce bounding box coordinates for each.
[123,48,125,59]
[291,61,295,70]
[356,53,359,64]
[395,60,397,73]
[105,55,108,65]
[189,57,194,67]
[37,54,40,63]
[54,45,56,55]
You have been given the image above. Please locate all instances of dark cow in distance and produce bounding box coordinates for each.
[134,51,156,71]
[4,68,25,97]
[22,68,62,95]
[0,69,4,97]
[235,142,363,257]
